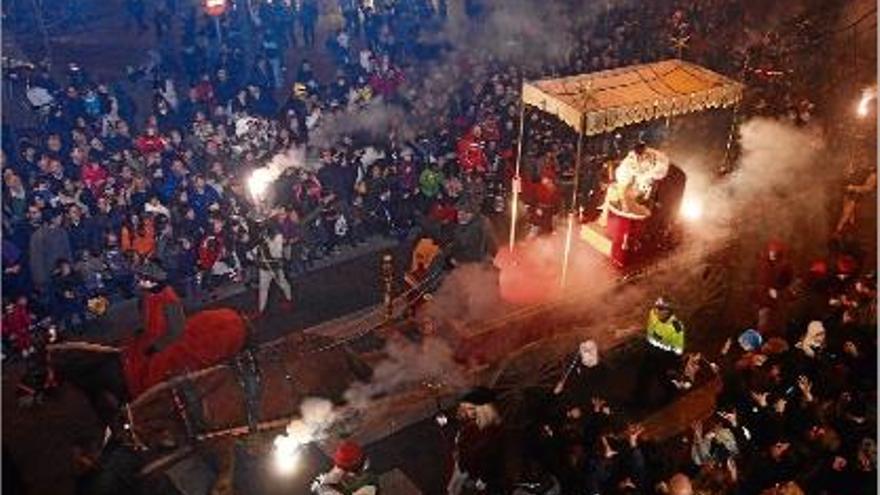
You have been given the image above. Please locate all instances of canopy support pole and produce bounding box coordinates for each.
[508,97,526,252]
[561,116,585,288]
[722,101,740,174]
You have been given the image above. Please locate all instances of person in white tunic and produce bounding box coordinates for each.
[615,141,670,199]
[252,223,293,315]
[599,142,670,226]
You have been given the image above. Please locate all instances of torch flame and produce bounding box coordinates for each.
[272,434,303,475]
[248,168,274,201]
[857,87,877,118]
[680,196,703,222]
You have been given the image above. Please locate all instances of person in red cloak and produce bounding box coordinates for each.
[457,125,489,174]
[755,240,794,337]
[133,262,185,357]
[120,262,186,396]
[122,262,249,397]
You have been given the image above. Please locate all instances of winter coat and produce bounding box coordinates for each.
[2,303,33,352]
[52,270,85,317]
[67,220,92,256]
[121,220,156,259]
[29,225,72,289]
[189,185,222,220]
[81,163,109,195]
[134,135,166,155]
[419,168,444,198]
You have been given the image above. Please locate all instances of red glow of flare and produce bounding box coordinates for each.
[494,242,562,305]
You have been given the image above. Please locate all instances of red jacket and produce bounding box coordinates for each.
[368,68,404,98]
[429,202,458,224]
[135,135,166,155]
[198,235,225,271]
[457,132,488,173]
[81,163,108,195]
[1,304,32,352]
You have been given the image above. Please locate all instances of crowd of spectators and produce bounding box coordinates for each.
[480,241,875,494]
[0,0,862,347]
[0,0,860,301]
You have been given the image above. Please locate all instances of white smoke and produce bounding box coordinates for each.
[249,144,308,185]
[309,100,417,149]
[435,0,614,70]
[674,117,830,258]
[273,397,340,473]
[283,397,338,443]
[275,337,468,455]
[343,336,468,410]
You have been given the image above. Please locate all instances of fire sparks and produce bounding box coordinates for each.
[271,398,338,476]
[508,175,522,252]
[560,212,575,287]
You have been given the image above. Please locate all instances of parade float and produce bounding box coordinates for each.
[25,60,746,492]
[504,58,743,276]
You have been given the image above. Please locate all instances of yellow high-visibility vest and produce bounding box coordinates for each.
[646,308,685,354]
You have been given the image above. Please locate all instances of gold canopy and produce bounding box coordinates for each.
[522,59,744,135]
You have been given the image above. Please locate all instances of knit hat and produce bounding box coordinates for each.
[136,262,168,283]
[333,440,365,472]
[766,239,786,255]
[460,387,496,406]
[808,259,828,279]
[737,329,763,352]
[836,255,857,275]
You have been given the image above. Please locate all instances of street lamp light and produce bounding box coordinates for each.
[203,0,228,16]
[203,0,228,45]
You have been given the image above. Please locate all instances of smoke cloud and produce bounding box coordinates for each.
[309,100,417,149]
[276,397,339,449]
[343,336,468,410]
[674,117,830,259]
[435,0,610,70]
[277,336,468,448]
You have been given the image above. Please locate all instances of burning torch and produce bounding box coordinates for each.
[247,167,274,217]
[856,86,877,118]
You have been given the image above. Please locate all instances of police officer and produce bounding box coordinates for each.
[635,297,686,408]
[646,297,685,355]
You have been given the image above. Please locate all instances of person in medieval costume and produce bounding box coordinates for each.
[311,440,379,495]
[134,262,185,356]
[447,387,507,495]
[404,237,442,314]
[552,339,604,403]
[250,222,293,317]
[598,142,668,226]
[616,141,670,197]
